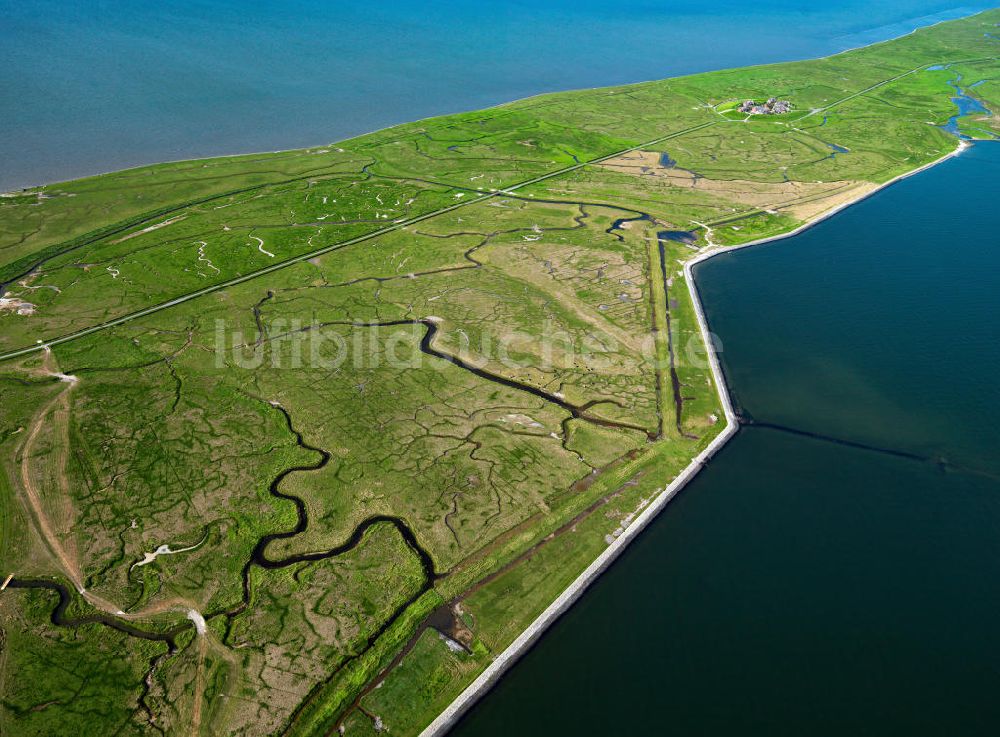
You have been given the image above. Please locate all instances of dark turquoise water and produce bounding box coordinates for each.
[0,1,986,190]
[4,4,998,733]
[700,143,1000,479]
[452,143,1000,736]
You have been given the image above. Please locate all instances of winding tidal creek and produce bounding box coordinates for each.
[451,142,1000,736]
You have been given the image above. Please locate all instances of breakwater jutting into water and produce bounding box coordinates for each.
[3,4,998,733]
[451,139,1000,737]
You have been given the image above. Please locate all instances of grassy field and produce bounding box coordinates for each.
[0,11,997,736]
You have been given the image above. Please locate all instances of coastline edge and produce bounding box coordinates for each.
[418,137,970,737]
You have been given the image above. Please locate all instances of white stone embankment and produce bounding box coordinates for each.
[420,138,969,737]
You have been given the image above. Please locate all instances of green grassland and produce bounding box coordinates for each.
[0,11,998,736]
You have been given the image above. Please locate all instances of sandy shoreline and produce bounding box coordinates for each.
[419,137,970,737]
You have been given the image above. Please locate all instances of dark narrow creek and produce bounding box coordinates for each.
[450,143,1000,736]
[9,218,663,725]
[10,85,998,737]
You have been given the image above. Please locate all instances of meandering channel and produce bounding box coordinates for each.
[446,139,1000,737]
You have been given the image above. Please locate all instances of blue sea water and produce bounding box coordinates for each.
[3,4,998,734]
[0,0,988,190]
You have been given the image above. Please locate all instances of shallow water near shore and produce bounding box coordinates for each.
[0,0,987,191]
[451,143,1000,736]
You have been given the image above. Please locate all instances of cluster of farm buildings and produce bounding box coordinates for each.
[738,97,792,114]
